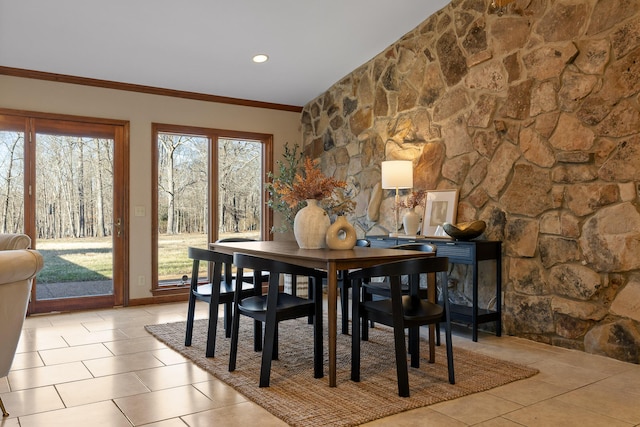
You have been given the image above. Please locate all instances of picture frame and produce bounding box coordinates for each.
[422,189,459,237]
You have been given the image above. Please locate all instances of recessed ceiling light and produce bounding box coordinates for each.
[252,54,269,63]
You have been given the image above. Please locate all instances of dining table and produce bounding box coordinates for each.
[209,239,434,387]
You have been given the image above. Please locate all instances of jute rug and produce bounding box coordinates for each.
[145,316,537,427]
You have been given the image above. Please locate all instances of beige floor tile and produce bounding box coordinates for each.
[555,380,640,424]
[103,335,167,355]
[7,362,93,391]
[430,392,523,425]
[114,384,216,425]
[0,417,20,427]
[83,351,165,377]
[56,372,150,407]
[18,400,131,427]
[22,316,53,329]
[474,417,527,426]
[77,319,119,332]
[551,348,635,376]
[47,311,104,326]
[180,400,288,427]
[15,332,68,353]
[119,324,156,338]
[38,343,113,365]
[597,366,640,395]
[150,347,189,365]
[530,358,610,389]
[9,351,45,370]
[362,405,466,426]
[0,386,64,418]
[61,328,130,346]
[487,378,570,406]
[503,398,633,426]
[139,419,190,427]
[135,363,212,391]
[0,376,8,393]
[192,379,248,407]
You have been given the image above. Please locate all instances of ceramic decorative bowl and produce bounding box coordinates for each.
[442,220,486,241]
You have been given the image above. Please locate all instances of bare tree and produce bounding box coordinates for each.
[0,133,23,233]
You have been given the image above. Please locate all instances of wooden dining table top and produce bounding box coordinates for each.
[211,239,433,270]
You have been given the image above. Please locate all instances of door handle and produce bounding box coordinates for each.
[114,218,122,237]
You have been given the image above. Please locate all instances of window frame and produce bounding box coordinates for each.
[151,123,273,295]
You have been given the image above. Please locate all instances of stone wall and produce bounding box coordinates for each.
[300,0,640,363]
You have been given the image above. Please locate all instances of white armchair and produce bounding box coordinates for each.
[0,233,43,417]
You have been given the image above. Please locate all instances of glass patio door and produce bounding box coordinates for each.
[0,111,128,313]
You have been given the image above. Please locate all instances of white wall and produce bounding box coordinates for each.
[0,75,301,300]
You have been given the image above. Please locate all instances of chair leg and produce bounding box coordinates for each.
[339,271,349,335]
[312,276,324,379]
[1,396,8,417]
[351,278,361,382]
[272,326,279,360]
[428,324,436,363]
[362,288,375,331]
[224,301,232,338]
[441,272,455,384]
[259,275,280,387]
[393,320,410,397]
[389,280,410,397]
[408,326,420,368]
[184,293,197,346]
[205,297,221,358]
[228,294,242,372]
[444,317,455,384]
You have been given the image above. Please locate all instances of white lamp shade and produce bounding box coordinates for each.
[381,160,413,189]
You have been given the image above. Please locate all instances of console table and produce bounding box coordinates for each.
[367,235,502,341]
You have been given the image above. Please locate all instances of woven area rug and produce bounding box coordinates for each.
[145,317,537,427]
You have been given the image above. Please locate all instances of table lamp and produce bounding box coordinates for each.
[381,160,413,237]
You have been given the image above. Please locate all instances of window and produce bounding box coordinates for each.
[151,124,272,293]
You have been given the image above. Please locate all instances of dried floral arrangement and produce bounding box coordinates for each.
[266,147,349,232]
[275,157,346,208]
[397,190,426,209]
[265,142,303,233]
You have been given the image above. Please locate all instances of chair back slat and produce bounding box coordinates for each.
[349,256,448,280]
[233,253,324,279]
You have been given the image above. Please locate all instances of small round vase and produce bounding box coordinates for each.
[325,215,357,250]
[293,199,331,249]
[402,208,421,236]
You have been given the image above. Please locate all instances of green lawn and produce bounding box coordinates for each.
[36,233,232,283]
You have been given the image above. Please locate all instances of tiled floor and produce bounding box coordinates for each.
[2,301,640,426]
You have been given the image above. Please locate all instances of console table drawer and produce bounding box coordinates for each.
[425,242,472,263]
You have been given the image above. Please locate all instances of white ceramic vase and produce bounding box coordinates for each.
[325,215,357,250]
[402,208,421,236]
[293,199,330,249]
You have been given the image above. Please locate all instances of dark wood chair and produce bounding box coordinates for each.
[361,243,436,337]
[349,256,454,397]
[228,253,325,387]
[184,247,256,357]
[215,237,269,285]
[337,238,371,334]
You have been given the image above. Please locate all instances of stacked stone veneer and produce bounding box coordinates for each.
[300,0,640,363]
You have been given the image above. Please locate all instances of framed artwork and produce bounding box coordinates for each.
[422,189,459,237]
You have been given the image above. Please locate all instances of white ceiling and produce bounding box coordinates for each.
[0,0,450,108]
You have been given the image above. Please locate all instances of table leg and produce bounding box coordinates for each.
[327,262,338,387]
